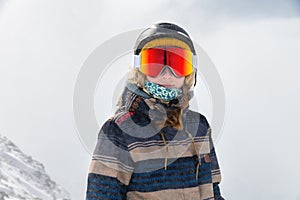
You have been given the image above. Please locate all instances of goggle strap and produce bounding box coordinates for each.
[134,54,141,69]
[192,54,198,68]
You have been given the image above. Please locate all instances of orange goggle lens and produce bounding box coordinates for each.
[137,47,194,77]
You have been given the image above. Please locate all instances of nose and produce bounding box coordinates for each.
[160,66,174,78]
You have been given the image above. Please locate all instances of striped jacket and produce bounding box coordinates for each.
[86,82,225,200]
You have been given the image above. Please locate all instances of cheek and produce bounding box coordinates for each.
[176,77,185,88]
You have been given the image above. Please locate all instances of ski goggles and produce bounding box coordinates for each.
[134,47,197,77]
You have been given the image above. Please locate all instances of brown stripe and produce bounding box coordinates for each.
[212,172,222,183]
[88,160,132,185]
[199,183,214,200]
[130,140,210,162]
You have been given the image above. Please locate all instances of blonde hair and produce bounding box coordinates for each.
[127,67,196,130]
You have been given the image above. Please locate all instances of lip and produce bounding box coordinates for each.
[161,84,174,88]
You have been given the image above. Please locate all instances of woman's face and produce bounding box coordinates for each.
[146,66,185,89]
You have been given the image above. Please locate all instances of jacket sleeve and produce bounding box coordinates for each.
[86,119,134,200]
[208,126,225,200]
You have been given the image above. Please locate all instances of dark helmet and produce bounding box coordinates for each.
[133,22,196,55]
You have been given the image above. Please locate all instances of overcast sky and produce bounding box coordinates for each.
[1,1,300,199]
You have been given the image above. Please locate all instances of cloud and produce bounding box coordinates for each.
[179,0,300,19]
[1,0,300,199]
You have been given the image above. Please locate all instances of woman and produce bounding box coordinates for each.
[86,22,225,200]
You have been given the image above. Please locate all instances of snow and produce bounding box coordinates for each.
[0,134,70,200]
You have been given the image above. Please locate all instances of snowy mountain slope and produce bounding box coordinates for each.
[0,134,71,200]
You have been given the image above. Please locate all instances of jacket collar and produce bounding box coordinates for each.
[125,80,190,116]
